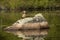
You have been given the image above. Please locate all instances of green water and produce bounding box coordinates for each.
[0,10,60,40]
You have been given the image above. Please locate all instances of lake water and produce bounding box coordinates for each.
[0,10,60,40]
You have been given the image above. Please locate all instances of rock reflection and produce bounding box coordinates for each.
[6,29,49,40]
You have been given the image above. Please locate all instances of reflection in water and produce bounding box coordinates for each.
[6,29,49,40]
